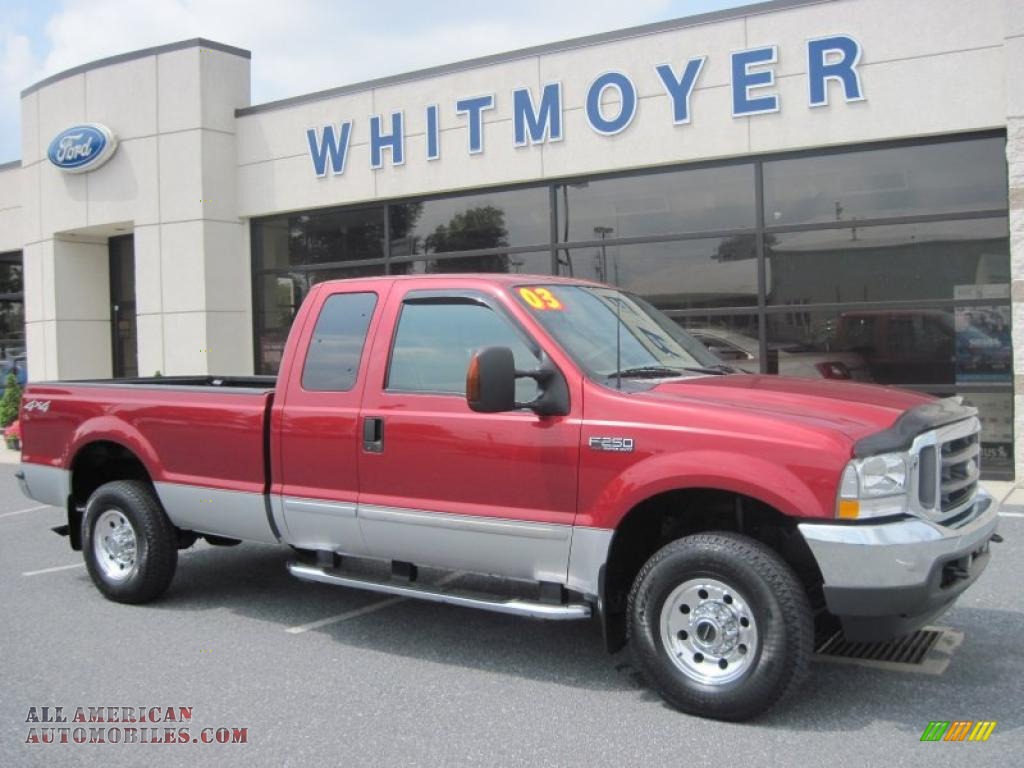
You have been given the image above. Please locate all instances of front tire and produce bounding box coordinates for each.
[82,480,178,604]
[627,531,812,721]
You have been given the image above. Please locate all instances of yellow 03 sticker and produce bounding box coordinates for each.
[518,287,563,311]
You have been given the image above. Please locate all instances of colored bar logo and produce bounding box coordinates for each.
[920,721,996,742]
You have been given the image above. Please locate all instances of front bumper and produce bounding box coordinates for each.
[798,490,999,641]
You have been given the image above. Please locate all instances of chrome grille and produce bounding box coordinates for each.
[911,417,981,524]
[940,432,980,513]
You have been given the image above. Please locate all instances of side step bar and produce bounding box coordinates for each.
[287,562,591,621]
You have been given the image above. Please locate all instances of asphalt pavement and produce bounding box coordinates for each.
[1,463,1021,768]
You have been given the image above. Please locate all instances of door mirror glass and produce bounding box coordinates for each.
[466,347,517,413]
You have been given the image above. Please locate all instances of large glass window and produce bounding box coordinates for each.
[556,163,756,240]
[763,137,1008,226]
[0,251,24,362]
[389,187,549,257]
[558,237,759,311]
[255,207,385,270]
[249,133,1012,477]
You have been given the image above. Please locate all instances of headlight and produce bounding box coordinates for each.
[836,452,909,519]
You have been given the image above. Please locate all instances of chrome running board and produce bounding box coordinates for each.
[287,562,591,620]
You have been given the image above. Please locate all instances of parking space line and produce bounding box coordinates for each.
[0,505,49,519]
[286,572,464,634]
[23,562,85,577]
[998,511,1024,518]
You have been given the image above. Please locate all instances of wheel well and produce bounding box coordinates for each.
[66,442,152,550]
[600,488,826,654]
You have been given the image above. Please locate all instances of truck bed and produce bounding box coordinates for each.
[20,378,275,501]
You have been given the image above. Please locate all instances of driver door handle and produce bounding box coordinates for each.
[362,417,384,453]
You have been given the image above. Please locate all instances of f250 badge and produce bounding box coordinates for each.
[588,436,634,453]
[23,400,51,413]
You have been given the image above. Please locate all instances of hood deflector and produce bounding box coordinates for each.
[853,397,977,458]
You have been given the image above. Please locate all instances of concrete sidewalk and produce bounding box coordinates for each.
[0,447,19,465]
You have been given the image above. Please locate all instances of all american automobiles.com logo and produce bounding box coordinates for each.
[24,706,248,746]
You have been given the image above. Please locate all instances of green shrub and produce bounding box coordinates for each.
[0,372,21,428]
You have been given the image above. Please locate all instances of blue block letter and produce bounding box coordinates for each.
[307,122,352,177]
[513,83,563,146]
[455,95,495,154]
[655,58,706,124]
[426,104,440,160]
[585,72,637,136]
[808,35,864,107]
[370,111,404,169]
[731,46,779,117]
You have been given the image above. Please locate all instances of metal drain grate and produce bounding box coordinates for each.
[814,626,963,675]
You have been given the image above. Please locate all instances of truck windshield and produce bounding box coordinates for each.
[512,284,725,380]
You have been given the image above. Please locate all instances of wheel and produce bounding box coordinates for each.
[81,480,178,604]
[627,531,812,721]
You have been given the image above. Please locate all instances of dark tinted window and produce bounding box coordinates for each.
[387,301,538,398]
[558,236,759,310]
[763,137,1008,226]
[389,187,549,256]
[765,218,1009,306]
[556,164,755,240]
[254,207,385,269]
[390,250,551,276]
[301,292,377,391]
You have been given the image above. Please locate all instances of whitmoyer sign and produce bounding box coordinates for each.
[306,34,864,177]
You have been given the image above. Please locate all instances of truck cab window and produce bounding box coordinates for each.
[301,292,378,391]
[387,301,539,400]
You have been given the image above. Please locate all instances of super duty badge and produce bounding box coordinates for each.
[589,436,634,453]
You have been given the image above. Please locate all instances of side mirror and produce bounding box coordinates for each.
[467,347,516,413]
[466,346,570,417]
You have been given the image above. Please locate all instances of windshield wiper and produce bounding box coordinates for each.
[607,364,733,379]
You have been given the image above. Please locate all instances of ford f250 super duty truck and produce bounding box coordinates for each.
[17,275,1000,720]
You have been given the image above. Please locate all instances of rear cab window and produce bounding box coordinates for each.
[302,292,378,391]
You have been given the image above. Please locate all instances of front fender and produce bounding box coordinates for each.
[581,449,833,529]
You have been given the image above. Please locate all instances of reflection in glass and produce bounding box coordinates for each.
[389,187,549,256]
[556,164,755,240]
[765,218,1009,306]
[253,207,385,269]
[763,137,1008,226]
[390,251,552,276]
[560,237,758,311]
[764,305,1012,388]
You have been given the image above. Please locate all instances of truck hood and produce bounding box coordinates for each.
[638,373,934,444]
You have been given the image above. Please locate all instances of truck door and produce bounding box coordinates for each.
[274,286,383,555]
[356,285,581,584]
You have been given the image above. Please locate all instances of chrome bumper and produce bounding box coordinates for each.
[798,491,999,640]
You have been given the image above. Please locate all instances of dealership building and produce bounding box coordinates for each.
[0,0,1021,479]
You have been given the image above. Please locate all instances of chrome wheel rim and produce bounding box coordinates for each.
[93,509,138,582]
[659,577,759,685]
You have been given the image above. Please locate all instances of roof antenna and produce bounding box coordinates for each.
[616,294,623,391]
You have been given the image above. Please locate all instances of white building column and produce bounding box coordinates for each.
[1007,0,1024,484]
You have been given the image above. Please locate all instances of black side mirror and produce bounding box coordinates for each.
[466,346,570,417]
[467,347,516,413]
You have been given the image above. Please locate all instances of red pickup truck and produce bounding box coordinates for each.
[17,275,999,720]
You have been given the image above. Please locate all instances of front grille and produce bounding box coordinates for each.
[912,417,981,523]
[939,432,980,512]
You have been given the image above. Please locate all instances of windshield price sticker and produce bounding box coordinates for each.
[518,287,563,311]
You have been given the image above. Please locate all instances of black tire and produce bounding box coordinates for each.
[627,531,812,721]
[81,480,178,604]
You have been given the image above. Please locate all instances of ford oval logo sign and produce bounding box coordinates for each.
[47,124,118,173]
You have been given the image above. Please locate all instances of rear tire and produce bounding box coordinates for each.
[627,531,812,721]
[82,480,178,604]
